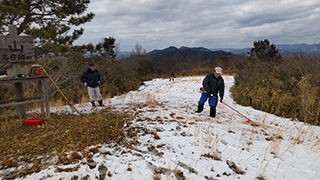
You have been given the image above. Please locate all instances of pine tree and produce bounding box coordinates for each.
[248,39,283,65]
[0,0,95,55]
[96,37,116,61]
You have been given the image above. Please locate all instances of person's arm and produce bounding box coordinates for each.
[219,79,225,101]
[98,71,101,84]
[80,71,87,86]
[202,74,211,93]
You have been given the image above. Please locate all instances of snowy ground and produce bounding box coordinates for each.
[8,76,320,179]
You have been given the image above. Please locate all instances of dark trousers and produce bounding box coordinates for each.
[198,93,217,107]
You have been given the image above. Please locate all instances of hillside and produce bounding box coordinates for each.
[147,46,234,62]
[7,76,320,180]
[117,46,235,61]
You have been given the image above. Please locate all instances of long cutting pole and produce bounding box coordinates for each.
[211,94,252,123]
[32,64,82,115]
[218,100,252,123]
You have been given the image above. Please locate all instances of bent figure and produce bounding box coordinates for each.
[195,67,225,117]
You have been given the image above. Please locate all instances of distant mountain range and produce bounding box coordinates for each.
[117,43,320,59]
[147,46,234,62]
[211,43,320,56]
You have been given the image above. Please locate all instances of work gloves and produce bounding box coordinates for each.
[200,87,211,96]
[200,87,223,102]
[200,87,205,92]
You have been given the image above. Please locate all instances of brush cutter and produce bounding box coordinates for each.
[200,87,253,123]
[31,64,81,115]
[218,100,253,123]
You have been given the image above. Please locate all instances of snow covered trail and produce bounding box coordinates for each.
[16,76,320,180]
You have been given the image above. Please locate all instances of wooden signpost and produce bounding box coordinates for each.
[0,26,50,119]
[0,26,35,63]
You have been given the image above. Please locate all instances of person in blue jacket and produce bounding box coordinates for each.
[80,63,103,107]
[195,67,225,117]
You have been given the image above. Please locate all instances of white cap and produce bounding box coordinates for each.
[215,67,223,74]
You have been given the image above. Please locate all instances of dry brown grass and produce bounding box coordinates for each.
[256,175,267,180]
[269,128,284,158]
[80,94,90,104]
[239,128,252,151]
[256,145,270,179]
[310,138,320,151]
[0,108,134,179]
[49,98,66,107]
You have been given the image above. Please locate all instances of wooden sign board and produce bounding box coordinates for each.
[0,35,35,62]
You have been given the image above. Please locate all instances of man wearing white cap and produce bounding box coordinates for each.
[195,67,225,117]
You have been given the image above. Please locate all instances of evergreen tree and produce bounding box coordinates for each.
[235,39,283,85]
[71,37,117,62]
[96,37,116,61]
[248,39,283,65]
[0,0,95,55]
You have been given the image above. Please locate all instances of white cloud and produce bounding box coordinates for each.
[74,0,320,51]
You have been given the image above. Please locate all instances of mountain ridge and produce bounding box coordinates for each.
[210,43,320,55]
[147,46,234,62]
[117,43,320,59]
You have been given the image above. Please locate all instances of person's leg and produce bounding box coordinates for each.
[208,96,217,107]
[94,87,104,106]
[198,93,209,106]
[196,93,208,113]
[195,104,204,113]
[94,87,102,101]
[210,107,216,117]
[208,96,217,117]
[87,87,96,107]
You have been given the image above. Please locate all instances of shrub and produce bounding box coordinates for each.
[231,40,320,125]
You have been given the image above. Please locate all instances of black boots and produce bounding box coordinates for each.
[92,101,104,107]
[195,105,204,113]
[210,107,216,117]
[196,105,216,117]
[91,101,96,107]
[98,100,104,106]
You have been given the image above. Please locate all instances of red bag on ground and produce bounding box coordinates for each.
[25,117,43,126]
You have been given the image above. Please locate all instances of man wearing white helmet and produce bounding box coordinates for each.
[195,67,225,117]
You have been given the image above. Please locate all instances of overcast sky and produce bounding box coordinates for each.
[73,0,320,52]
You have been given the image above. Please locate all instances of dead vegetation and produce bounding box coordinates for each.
[226,160,245,175]
[1,76,320,179]
[0,107,135,179]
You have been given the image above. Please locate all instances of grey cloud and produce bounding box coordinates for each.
[232,1,320,27]
[74,0,320,51]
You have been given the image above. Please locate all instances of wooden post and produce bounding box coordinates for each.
[43,78,50,119]
[8,26,26,117]
[14,83,26,117]
[0,76,50,119]
[38,80,44,115]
